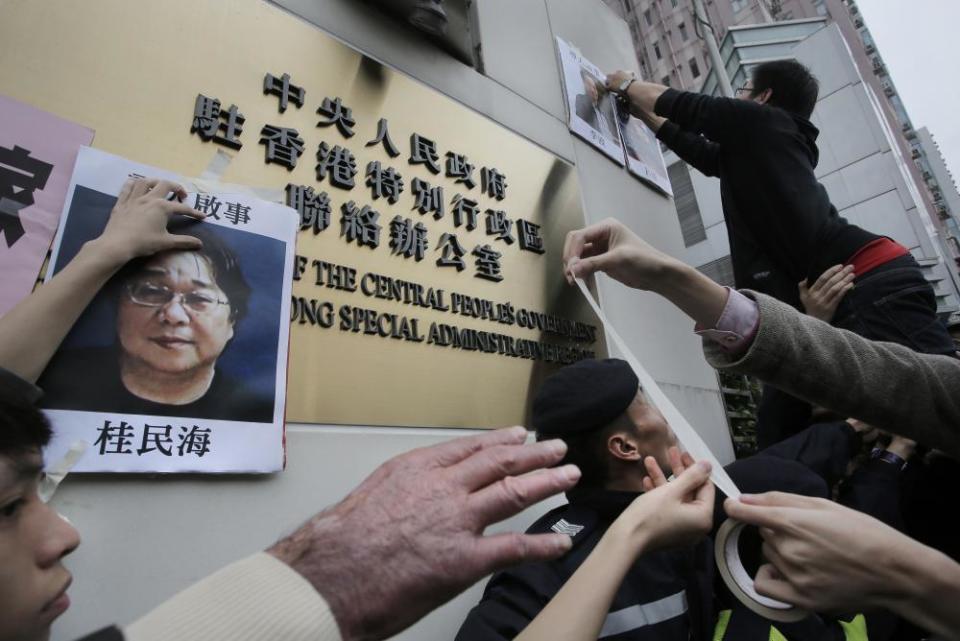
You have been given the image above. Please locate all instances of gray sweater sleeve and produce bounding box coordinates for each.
[703,291,960,459]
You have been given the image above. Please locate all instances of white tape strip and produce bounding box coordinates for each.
[574,277,739,498]
[39,440,87,502]
[180,150,284,203]
[573,276,805,622]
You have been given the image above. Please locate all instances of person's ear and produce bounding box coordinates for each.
[607,431,642,462]
[756,88,773,105]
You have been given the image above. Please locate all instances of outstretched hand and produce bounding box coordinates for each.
[563,218,683,291]
[268,427,581,641]
[98,177,207,264]
[724,492,911,613]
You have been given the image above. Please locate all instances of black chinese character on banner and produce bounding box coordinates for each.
[481,167,507,200]
[445,152,476,189]
[260,125,305,170]
[94,420,135,455]
[286,184,331,235]
[263,72,305,113]
[0,145,53,248]
[451,195,479,231]
[317,97,356,138]
[409,133,440,174]
[472,244,504,282]
[411,178,444,219]
[177,426,212,457]
[366,117,400,158]
[365,161,404,204]
[191,94,244,149]
[389,216,428,261]
[517,219,545,254]
[340,201,381,249]
[316,142,358,189]
[225,202,251,226]
[138,424,173,456]
[485,209,514,244]
[436,232,466,271]
[194,194,223,220]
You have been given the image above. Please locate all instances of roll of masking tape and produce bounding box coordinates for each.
[574,276,805,623]
[715,519,808,622]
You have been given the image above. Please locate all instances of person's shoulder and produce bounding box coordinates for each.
[526,501,599,547]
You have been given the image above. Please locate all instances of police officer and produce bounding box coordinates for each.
[455,359,875,641]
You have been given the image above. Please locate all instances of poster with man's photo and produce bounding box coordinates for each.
[613,100,673,196]
[39,147,298,473]
[556,37,625,165]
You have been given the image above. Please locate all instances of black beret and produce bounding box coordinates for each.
[532,358,639,438]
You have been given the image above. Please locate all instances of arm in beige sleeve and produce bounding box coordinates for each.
[124,553,342,641]
[704,291,960,459]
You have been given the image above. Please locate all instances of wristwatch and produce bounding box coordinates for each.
[870,447,908,471]
[615,74,637,96]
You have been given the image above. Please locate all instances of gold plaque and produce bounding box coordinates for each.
[0,0,606,429]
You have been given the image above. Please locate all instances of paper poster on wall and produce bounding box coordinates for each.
[556,37,625,166]
[613,100,673,196]
[0,94,94,316]
[38,147,297,473]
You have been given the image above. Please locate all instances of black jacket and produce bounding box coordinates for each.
[655,89,879,309]
[455,488,712,641]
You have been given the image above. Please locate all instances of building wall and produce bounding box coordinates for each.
[0,2,734,640]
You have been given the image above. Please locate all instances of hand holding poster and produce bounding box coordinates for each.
[556,37,625,166]
[555,39,671,196]
[39,147,297,473]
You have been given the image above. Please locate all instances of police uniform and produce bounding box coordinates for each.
[455,359,875,641]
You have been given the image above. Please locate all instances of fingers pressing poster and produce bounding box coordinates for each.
[0,94,94,316]
[556,37,625,166]
[39,147,297,473]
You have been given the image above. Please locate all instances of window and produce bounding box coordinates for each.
[661,75,671,87]
[667,162,708,247]
[731,0,748,12]
[678,22,688,41]
[689,57,701,78]
[644,8,652,25]
[653,40,662,60]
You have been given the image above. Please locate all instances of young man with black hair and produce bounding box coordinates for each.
[605,61,956,446]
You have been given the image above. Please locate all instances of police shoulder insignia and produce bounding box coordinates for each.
[550,518,585,537]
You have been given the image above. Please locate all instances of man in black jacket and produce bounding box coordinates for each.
[605,62,956,446]
[605,62,955,355]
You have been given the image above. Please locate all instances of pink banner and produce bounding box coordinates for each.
[0,94,93,316]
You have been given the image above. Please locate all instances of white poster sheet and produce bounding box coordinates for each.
[39,147,297,473]
[613,100,673,196]
[556,37,625,165]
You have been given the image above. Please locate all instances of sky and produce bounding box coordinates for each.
[855,0,960,183]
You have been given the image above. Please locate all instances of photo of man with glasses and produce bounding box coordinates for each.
[39,189,277,424]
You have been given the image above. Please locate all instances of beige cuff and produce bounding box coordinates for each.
[124,552,342,641]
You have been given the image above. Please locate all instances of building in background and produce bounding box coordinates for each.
[916,126,960,263]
